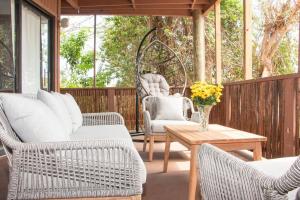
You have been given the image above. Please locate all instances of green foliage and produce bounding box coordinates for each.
[61,29,89,71]
[100,16,149,86]
[60,28,113,88]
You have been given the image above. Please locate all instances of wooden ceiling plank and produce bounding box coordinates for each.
[65,0,79,10]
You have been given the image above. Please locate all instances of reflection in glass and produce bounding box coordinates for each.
[0,0,15,92]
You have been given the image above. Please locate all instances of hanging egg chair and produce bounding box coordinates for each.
[134,27,188,133]
[136,27,187,98]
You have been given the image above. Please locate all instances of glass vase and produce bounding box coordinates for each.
[197,105,213,132]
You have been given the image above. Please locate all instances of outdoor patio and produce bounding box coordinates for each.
[1,0,300,200]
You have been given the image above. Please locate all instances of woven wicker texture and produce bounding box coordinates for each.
[198,144,300,200]
[0,95,143,200]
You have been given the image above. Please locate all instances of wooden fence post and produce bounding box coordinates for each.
[107,88,116,112]
[225,86,231,127]
[282,78,297,156]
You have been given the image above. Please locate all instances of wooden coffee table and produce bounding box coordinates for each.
[163,124,267,200]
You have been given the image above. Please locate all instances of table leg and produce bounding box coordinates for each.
[163,134,171,173]
[188,145,198,200]
[253,142,262,161]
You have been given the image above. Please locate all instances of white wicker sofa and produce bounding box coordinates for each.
[198,143,300,200]
[0,92,146,200]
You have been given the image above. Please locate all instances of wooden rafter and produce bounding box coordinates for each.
[65,0,79,10]
[203,0,219,16]
[62,8,192,16]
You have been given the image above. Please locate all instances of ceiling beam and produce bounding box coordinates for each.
[77,0,211,7]
[65,0,79,10]
[203,0,219,16]
[61,4,202,10]
[61,8,192,16]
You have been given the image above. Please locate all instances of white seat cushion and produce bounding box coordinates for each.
[71,125,132,142]
[151,120,198,133]
[1,94,68,142]
[155,96,185,121]
[57,93,83,132]
[71,125,146,183]
[248,157,298,199]
[38,90,73,135]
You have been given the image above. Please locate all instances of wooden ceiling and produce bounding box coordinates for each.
[61,0,217,16]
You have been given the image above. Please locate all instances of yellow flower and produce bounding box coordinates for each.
[190,82,223,105]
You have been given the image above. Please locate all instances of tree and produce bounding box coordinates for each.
[258,0,300,77]
[100,16,149,86]
[101,0,245,86]
[60,29,93,87]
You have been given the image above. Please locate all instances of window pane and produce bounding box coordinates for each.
[0,0,15,92]
[41,15,50,90]
[21,4,41,94]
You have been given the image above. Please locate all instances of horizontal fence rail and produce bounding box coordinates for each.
[61,73,300,158]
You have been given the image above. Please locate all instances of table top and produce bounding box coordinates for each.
[164,124,267,145]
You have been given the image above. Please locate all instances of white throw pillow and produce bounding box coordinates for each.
[37,90,73,135]
[1,95,69,142]
[58,93,83,132]
[155,96,185,120]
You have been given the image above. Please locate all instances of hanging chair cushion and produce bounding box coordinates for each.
[140,73,170,96]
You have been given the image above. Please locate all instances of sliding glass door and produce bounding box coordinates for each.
[0,0,15,92]
[21,2,51,93]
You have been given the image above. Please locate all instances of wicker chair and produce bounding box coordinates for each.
[142,96,199,161]
[198,143,300,200]
[0,97,144,200]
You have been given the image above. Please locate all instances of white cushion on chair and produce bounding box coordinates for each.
[1,94,68,142]
[55,93,83,132]
[248,157,298,199]
[151,120,198,133]
[38,90,73,135]
[140,73,170,96]
[155,96,185,120]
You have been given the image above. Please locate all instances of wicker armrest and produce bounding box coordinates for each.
[198,144,285,200]
[9,140,142,199]
[82,112,124,126]
[142,110,152,135]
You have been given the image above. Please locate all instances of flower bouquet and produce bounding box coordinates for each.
[190,82,223,131]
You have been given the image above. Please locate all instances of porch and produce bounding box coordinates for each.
[0,0,300,199]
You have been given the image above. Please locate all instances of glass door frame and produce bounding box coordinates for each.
[15,0,54,92]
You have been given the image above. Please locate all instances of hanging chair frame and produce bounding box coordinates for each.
[137,39,187,97]
[134,27,188,133]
